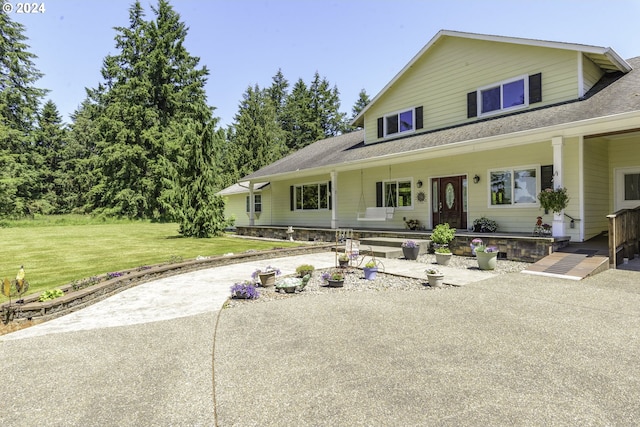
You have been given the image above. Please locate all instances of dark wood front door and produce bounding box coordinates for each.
[431,176,467,229]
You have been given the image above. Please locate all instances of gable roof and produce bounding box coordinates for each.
[244,56,640,182]
[352,30,631,127]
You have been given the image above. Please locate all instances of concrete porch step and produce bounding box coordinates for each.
[521,251,609,280]
[360,237,431,252]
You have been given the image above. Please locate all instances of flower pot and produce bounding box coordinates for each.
[338,259,349,268]
[427,273,444,288]
[402,246,420,260]
[363,267,378,280]
[258,272,276,287]
[435,252,452,266]
[327,279,344,288]
[476,251,498,270]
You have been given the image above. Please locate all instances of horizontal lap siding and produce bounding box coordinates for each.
[582,55,605,95]
[583,138,609,239]
[365,37,579,143]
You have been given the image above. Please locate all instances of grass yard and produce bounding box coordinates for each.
[0,215,300,302]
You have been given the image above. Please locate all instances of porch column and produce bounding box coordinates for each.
[552,136,565,237]
[331,171,338,229]
[248,182,255,226]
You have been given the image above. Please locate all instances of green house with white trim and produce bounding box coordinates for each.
[219,30,640,248]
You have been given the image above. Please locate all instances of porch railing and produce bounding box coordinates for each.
[607,206,640,267]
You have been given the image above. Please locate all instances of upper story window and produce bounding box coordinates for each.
[386,109,414,136]
[377,106,423,139]
[479,75,528,116]
[468,73,542,119]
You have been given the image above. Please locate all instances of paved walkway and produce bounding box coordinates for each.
[2,252,640,426]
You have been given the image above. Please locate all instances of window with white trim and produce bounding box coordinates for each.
[385,109,414,136]
[478,75,528,116]
[615,167,640,209]
[489,167,538,206]
[295,182,329,210]
[245,194,262,213]
[383,179,413,208]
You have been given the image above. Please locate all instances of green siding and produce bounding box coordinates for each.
[365,36,580,143]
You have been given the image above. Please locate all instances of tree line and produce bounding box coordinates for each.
[0,0,370,236]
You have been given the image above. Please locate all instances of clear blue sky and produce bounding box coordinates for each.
[11,0,640,127]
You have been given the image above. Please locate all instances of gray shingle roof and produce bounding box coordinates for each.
[244,57,640,181]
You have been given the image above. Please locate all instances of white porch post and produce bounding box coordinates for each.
[552,136,565,237]
[248,182,255,226]
[331,171,338,229]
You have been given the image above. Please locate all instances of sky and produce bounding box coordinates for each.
[10,0,640,127]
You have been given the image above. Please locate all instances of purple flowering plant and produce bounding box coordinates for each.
[401,239,419,248]
[470,238,484,255]
[321,270,344,283]
[230,280,260,299]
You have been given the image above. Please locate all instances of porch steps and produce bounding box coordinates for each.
[521,251,609,280]
[336,237,431,259]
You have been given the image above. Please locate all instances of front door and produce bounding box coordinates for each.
[431,176,467,229]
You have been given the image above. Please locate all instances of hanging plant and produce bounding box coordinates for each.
[538,187,569,214]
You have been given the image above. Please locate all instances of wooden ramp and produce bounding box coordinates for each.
[522,251,609,280]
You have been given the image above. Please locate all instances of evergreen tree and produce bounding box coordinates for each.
[227,84,287,180]
[281,78,318,151]
[87,0,213,220]
[345,88,370,132]
[32,100,68,213]
[0,7,46,217]
[266,69,289,122]
[309,71,346,137]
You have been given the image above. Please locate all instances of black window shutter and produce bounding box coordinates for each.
[290,186,294,211]
[541,165,554,190]
[415,106,423,129]
[328,181,332,210]
[529,73,542,104]
[376,182,383,207]
[467,92,477,118]
[377,117,384,138]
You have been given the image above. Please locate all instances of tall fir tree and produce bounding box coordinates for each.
[344,88,370,132]
[281,78,318,152]
[227,84,287,180]
[0,7,46,217]
[87,0,214,221]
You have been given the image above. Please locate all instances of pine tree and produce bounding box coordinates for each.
[0,7,46,217]
[227,84,287,180]
[281,78,318,151]
[344,88,370,132]
[87,0,214,220]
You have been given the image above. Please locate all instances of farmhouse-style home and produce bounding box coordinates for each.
[219,30,640,263]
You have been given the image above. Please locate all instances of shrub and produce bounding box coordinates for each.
[431,223,456,245]
[473,217,498,233]
[435,247,451,254]
[39,289,64,302]
[295,264,315,277]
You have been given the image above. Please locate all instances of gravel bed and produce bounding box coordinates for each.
[225,254,530,308]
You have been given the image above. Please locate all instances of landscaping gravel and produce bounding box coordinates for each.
[225,254,530,308]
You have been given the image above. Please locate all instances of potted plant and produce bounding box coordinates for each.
[538,187,569,214]
[230,281,260,299]
[296,264,315,278]
[434,247,453,266]
[322,270,345,287]
[425,268,444,288]
[405,218,420,230]
[431,223,455,264]
[401,239,420,260]
[363,260,378,280]
[475,245,498,270]
[251,265,281,287]
[338,253,350,268]
[470,238,484,256]
[472,217,498,233]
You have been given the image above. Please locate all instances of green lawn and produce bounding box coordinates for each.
[0,216,299,301]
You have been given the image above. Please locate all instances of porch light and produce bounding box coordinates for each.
[473,175,480,184]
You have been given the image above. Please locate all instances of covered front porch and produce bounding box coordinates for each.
[235,225,570,263]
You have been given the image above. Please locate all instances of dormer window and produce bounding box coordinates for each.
[479,75,527,116]
[377,106,423,139]
[467,73,541,119]
[386,109,414,136]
